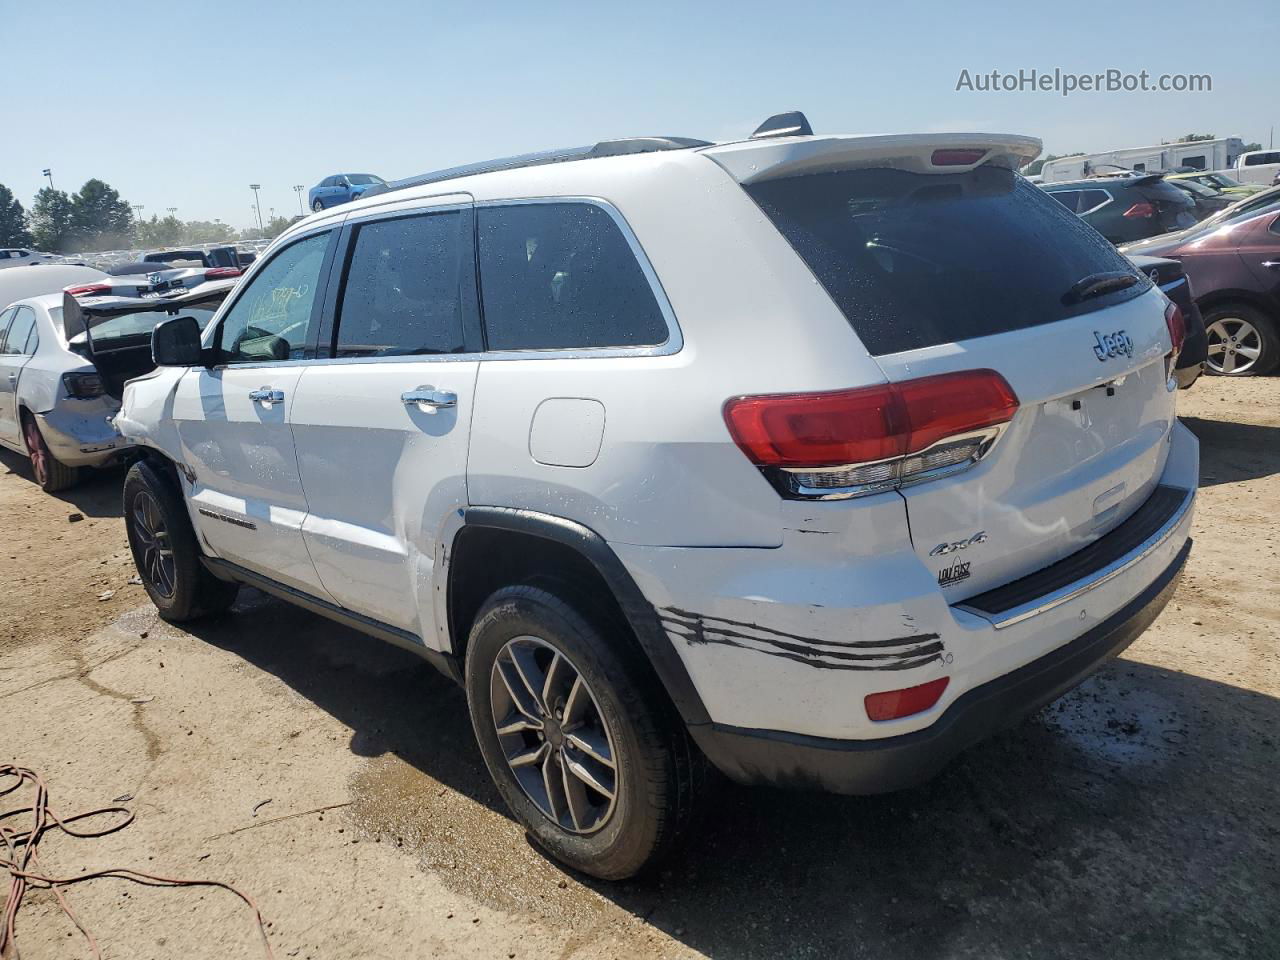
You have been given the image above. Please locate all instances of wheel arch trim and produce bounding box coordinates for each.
[450,507,712,727]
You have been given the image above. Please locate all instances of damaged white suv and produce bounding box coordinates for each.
[115,113,1197,879]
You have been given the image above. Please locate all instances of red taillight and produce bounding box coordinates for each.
[865,677,950,722]
[931,148,987,166]
[1164,301,1186,358]
[204,267,242,279]
[1122,202,1156,218]
[723,370,1019,469]
[65,283,111,296]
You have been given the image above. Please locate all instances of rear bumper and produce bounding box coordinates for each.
[691,538,1189,793]
[36,400,129,467]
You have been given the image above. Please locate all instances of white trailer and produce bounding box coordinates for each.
[1040,138,1247,182]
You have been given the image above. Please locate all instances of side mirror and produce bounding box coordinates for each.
[152,315,204,366]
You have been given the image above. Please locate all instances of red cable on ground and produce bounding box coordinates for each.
[1,764,274,959]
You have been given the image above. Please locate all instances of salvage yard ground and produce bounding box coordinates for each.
[2,378,1278,959]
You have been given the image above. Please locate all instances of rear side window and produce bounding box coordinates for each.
[334,211,468,357]
[1047,189,1080,212]
[477,202,667,351]
[745,166,1142,355]
[3,306,37,355]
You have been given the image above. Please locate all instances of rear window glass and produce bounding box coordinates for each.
[745,166,1143,355]
[477,202,667,351]
[86,308,219,344]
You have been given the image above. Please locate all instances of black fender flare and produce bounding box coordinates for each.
[453,507,711,728]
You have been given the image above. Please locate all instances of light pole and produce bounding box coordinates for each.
[41,168,54,190]
[293,185,305,216]
[249,185,263,231]
[166,207,177,217]
[133,204,145,223]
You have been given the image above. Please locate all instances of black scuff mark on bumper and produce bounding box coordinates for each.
[658,607,943,672]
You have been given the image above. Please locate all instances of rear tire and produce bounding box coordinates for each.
[21,412,79,492]
[1203,303,1279,376]
[123,460,239,622]
[465,583,704,880]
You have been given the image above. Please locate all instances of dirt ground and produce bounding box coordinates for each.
[2,377,1278,960]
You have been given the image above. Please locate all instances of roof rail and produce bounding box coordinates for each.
[750,111,813,139]
[363,136,712,199]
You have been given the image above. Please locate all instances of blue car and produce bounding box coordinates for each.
[307,173,386,212]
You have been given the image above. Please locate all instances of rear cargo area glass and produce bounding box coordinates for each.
[746,166,1144,355]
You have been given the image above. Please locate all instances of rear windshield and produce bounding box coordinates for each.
[82,307,219,345]
[745,166,1144,355]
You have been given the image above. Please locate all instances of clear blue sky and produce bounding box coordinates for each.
[3,0,1276,230]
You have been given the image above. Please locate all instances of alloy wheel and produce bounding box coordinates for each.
[131,490,176,598]
[22,419,48,487]
[1206,316,1263,375]
[489,636,619,834]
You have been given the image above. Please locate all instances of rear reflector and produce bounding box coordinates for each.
[865,677,950,722]
[724,370,1019,469]
[1122,202,1156,218]
[65,283,111,297]
[931,148,987,166]
[1164,301,1185,358]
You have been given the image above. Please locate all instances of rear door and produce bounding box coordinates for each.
[290,194,480,636]
[738,153,1177,597]
[171,228,338,596]
[0,306,29,444]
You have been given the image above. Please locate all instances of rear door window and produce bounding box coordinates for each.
[2,307,37,355]
[745,166,1142,355]
[477,202,668,350]
[332,210,470,357]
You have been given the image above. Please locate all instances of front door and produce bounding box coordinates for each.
[172,228,336,596]
[290,197,480,639]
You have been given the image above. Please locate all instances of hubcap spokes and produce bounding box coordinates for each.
[490,636,619,834]
[1206,318,1261,375]
[133,491,176,598]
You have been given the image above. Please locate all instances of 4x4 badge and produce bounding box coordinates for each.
[929,531,987,557]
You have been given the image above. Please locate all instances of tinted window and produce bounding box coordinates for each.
[1132,163,1146,172]
[334,211,468,357]
[746,166,1142,355]
[218,232,330,363]
[0,308,15,348]
[1182,155,1206,170]
[477,202,667,350]
[1048,189,1080,212]
[1244,152,1280,166]
[1077,189,1110,212]
[346,174,383,185]
[3,307,36,355]
[90,308,220,344]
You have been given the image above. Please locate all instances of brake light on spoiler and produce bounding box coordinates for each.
[723,370,1019,500]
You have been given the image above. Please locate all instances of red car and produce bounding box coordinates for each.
[1122,206,1280,375]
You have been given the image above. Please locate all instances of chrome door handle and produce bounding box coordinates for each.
[249,387,285,404]
[401,385,457,410]
[1261,261,1280,270]
[6,374,15,384]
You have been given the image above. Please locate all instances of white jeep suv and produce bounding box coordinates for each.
[115,114,1198,879]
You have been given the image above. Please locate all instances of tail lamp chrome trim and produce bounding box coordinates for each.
[774,424,1010,501]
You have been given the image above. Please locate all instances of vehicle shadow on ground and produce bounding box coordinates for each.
[186,592,1280,960]
[0,447,127,517]
[1183,414,1280,487]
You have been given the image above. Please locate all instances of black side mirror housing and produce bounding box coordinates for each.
[152,315,204,366]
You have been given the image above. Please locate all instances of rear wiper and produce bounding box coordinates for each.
[1061,271,1140,306]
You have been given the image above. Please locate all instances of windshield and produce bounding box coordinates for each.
[85,307,219,344]
[346,174,384,185]
[1206,173,1241,188]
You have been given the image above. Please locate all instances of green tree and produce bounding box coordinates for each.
[183,220,237,244]
[68,179,135,251]
[136,214,184,248]
[1241,142,1262,154]
[28,187,75,252]
[0,185,32,246]
[239,215,294,242]
[1176,133,1216,143]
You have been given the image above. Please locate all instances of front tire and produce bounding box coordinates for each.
[21,412,78,492]
[123,460,239,622]
[465,584,703,880]
[1203,303,1279,376]
[312,199,324,213]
